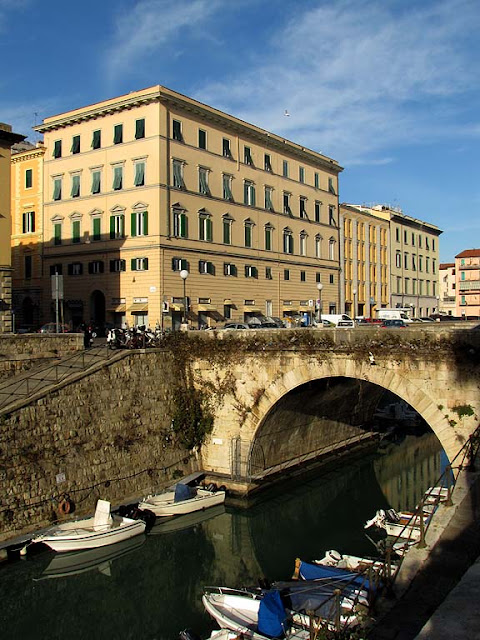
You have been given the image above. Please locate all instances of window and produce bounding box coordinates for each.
[223,216,232,244]
[68,262,83,276]
[110,214,125,239]
[113,166,123,190]
[461,295,466,305]
[315,234,322,258]
[110,259,126,272]
[199,212,212,241]
[244,220,254,247]
[88,261,104,275]
[405,278,409,294]
[131,258,149,271]
[172,119,183,142]
[134,161,145,187]
[404,230,408,244]
[299,166,305,183]
[426,256,430,273]
[72,220,81,244]
[198,129,206,149]
[283,228,293,254]
[283,160,288,177]
[25,169,33,189]
[91,170,101,194]
[223,138,232,158]
[92,130,101,149]
[198,167,210,196]
[71,135,80,154]
[223,174,233,201]
[404,252,408,269]
[92,217,101,241]
[315,201,321,223]
[265,186,274,212]
[300,271,306,282]
[283,192,292,216]
[266,267,273,280]
[328,177,336,194]
[396,252,401,268]
[172,257,188,271]
[199,260,215,275]
[53,140,62,158]
[419,255,423,271]
[299,197,307,219]
[418,235,422,249]
[244,265,258,278]
[53,177,62,201]
[244,146,253,166]
[71,174,80,198]
[461,271,466,281]
[314,172,319,189]
[396,227,400,242]
[113,124,123,144]
[50,264,63,276]
[284,269,290,281]
[328,206,336,225]
[24,255,32,280]
[264,225,273,251]
[299,232,307,256]
[172,159,185,189]
[432,239,436,251]
[328,237,335,260]
[316,273,321,283]
[131,210,148,236]
[329,274,334,284]
[244,180,255,206]
[173,209,188,238]
[412,255,416,271]
[53,222,62,245]
[264,154,272,172]
[224,262,237,276]
[433,259,436,274]
[22,211,35,233]
[135,118,145,140]
[411,232,415,246]
[426,237,430,250]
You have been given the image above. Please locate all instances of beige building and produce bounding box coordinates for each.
[343,204,442,318]
[34,86,343,330]
[455,249,480,318]
[0,123,26,332]
[339,204,389,318]
[11,142,46,329]
[438,262,456,316]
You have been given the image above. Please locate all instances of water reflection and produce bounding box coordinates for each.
[0,431,443,640]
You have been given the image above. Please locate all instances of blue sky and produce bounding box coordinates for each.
[1,0,479,261]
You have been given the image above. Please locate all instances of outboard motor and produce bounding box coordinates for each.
[386,508,401,523]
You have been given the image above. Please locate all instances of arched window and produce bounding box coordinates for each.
[315,234,323,258]
[329,237,336,260]
[283,227,293,254]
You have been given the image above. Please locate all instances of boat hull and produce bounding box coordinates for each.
[139,488,225,517]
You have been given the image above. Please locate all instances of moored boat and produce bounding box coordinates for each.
[364,508,429,540]
[29,499,146,553]
[138,483,225,517]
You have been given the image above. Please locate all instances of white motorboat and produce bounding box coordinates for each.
[138,483,225,517]
[149,503,225,535]
[313,549,399,583]
[364,508,429,540]
[29,499,146,553]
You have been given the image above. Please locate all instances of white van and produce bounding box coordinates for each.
[320,314,355,328]
[375,308,413,323]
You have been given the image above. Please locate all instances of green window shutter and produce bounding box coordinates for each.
[207,262,214,275]
[53,179,62,201]
[92,171,100,194]
[71,135,80,154]
[113,167,122,190]
[131,259,137,271]
[54,223,61,245]
[93,218,101,241]
[223,221,230,244]
[71,175,80,197]
[92,130,101,149]
[143,258,149,270]
[180,214,187,238]
[22,213,26,233]
[135,119,145,139]
[110,216,115,239]
[265,229,271,251]
[142,212,148,235]
[206,218,212,241]
[114,124,123,144]
[25,169,32,188]
[72,220,80,243]
[131,213,137,237]
[134,162,145,186]
[244,182,249,204]
[251,186,256,207]
[53,140,62,158]
[120,215,125,238]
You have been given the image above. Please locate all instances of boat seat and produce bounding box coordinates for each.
[93,499,113,530]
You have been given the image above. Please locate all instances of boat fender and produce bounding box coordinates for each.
[179,630,201,640]
[326,549,343,564]
[206,482,217,493]
[58,498,74,515]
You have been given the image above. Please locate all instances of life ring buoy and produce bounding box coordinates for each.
[58,498,72,515]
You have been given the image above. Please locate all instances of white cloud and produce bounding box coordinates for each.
[194,0,480,164]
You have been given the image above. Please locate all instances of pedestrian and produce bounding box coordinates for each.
[83,324,92,349]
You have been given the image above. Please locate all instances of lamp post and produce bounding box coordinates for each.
[352,289,357,320]
[436,295,440,314]
[180,269,189,327]
[316,282,323,325]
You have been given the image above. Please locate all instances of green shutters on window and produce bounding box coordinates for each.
[198,129,206,149]
[245,224,252,247]
[180,214,187,238]
[25,169,32,189]
[173,161,184,189]
[71,174,80,198]
[113,166,123,190]
[172,120,183,141]
[72,220,81,243]
[142,211,148,235]
[223,220,231,244]
[131,212,137,237]
[206,217,212,242]
[265,227,272,251]
[54,223,62,245]
[92,130,101,149]
[71,135,80,154]
[110,214,124,239]
[93,217,101,241]
[53,140,62,158]
[91,171,101,194]
[134,162,145,187]
[53,178,62,201]
[114,124,123,144]
[135,119,145,139]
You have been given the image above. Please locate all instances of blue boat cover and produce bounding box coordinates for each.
[174,484,195,503]
[298,561,372,592]
[257,590,286,638]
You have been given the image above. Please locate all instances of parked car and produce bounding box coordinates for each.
[420,317,434,322]
[223,322,250,330]
[38,323,71,334]
[15,325,36,334]
[265,316,285,328]
[381,319,407,328]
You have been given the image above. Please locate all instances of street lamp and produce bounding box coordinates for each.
[352,289,357,319]
[180,269,189,327]
[316,282,323,325]
[436,295,440,314]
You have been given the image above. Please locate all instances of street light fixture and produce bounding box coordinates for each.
[352,289,357,319]
[316,282,323,325]
[180,269,189,327]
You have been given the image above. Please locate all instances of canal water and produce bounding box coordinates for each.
[0,431,445,639]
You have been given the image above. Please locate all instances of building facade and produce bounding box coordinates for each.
[339,204,389,318]
[11,142,45,329]
[0,123,26,332]
[455,249,480,318]
[34,86,343,330]
[342,204,442,318]
[438,262,456,316]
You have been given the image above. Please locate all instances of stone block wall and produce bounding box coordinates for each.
[0,267,12,334]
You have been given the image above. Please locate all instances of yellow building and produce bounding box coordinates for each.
[340,204,389,318]
[34,86,343,329]
[0,123,26,333]
[11,142,46,329]
[342,204,442,318]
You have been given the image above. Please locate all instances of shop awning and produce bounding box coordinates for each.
[224,299,233,305]
[282,305,298,312]
[107,304,126,313]
[198,304,217,312]
[244,306,261,312]
[171,303,184,312]
[129,303,148,313]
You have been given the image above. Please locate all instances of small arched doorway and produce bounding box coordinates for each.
[90,290,106,328]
